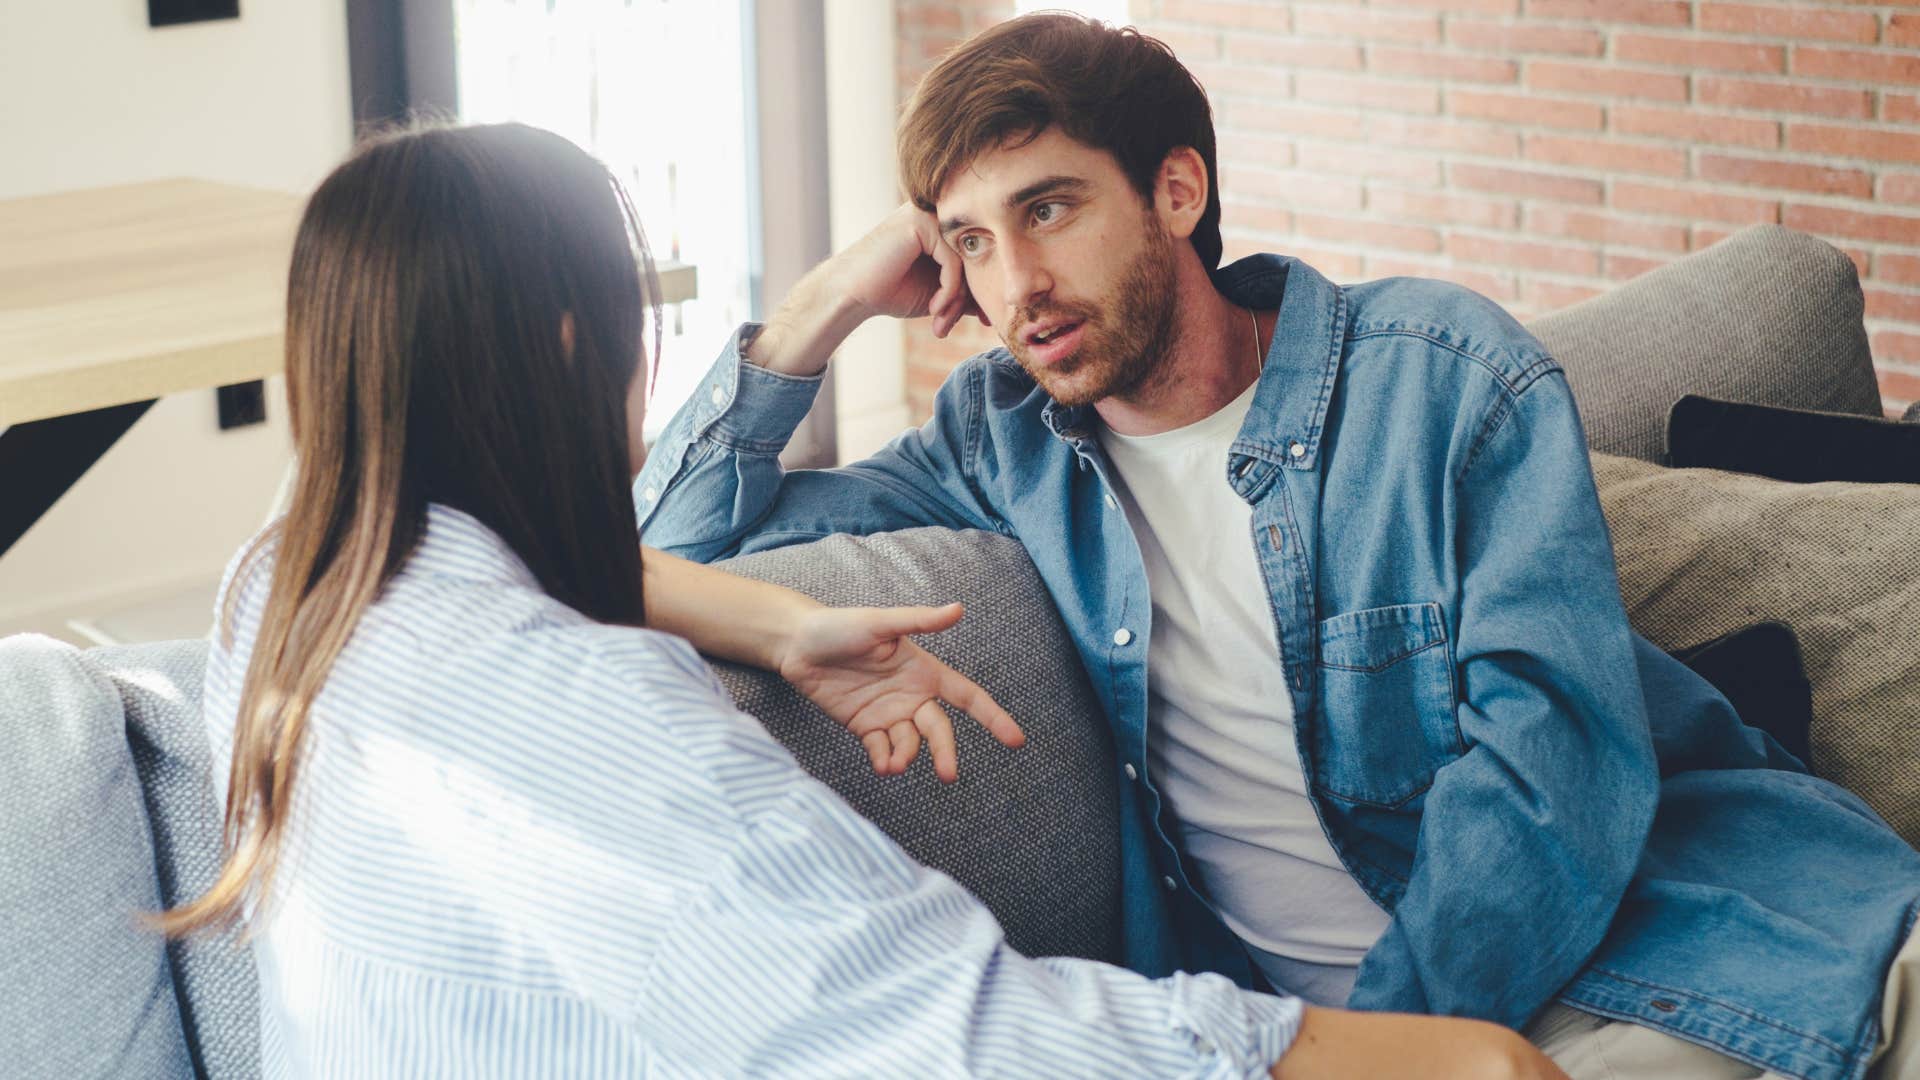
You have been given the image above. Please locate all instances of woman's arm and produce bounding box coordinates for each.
[641,545,813,669]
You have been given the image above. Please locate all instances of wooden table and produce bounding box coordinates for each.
[0,178,696,558]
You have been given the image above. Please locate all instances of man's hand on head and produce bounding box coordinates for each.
[746,205,986,377]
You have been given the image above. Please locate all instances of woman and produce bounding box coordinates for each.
[166,123,1558,1079]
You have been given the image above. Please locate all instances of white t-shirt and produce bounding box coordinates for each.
[1098,380,1389,1002]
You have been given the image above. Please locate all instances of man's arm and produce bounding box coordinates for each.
[1348,367,1661,1026]
[637,207,994,561]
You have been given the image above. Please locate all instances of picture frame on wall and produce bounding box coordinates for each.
[148,0,240,29]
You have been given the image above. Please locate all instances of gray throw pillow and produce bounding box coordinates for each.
[714,528,1123,964]
[87,641,258,1080]
[1592,453,1920,847]
[0,635,193,1079]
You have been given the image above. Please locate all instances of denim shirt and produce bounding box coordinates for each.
[637,255,1920,1080]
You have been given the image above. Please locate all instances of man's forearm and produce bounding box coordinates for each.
[745,260,870,377]
[641,546,817,669]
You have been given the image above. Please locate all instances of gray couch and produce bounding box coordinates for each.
[1,225,1904,1079]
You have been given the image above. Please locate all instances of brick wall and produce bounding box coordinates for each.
[893,0,1920,422]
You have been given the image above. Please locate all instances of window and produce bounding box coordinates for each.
[453,0,755,440]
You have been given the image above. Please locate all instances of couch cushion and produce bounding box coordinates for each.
[1529,226,1881,463]
[714,528,1123,964]
[1592,454,1920,846]
[86,641,257,1080]
[0,634,192,1079]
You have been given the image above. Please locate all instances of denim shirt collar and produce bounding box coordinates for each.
[1037,255,1347,479]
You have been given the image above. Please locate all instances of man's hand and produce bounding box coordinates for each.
[1273,1007,1571,1080]
[748,204,985,377]
[776,601,1026,782]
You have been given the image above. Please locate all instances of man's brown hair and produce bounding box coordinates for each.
[898,12,1223,269]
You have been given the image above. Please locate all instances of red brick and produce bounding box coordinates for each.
[1452,163,1605,203]
[1605,253,1672,281]
[1785,204,1920,246]
[1221,132,1297,168]
[1269,241,1366,280]
[1154,0,1293,32]
[1221,102,1355,141]
[1368,46,1518,83]
[1146,25,1224,61]
[1368,186,1518,229]
[1696,78,1872,120]
[1296,72,1441,114]
[1876,367,1920,408]
[1889,95,1920,127]
[1293,6,1441,44]
[1369,114,1522,157]
[1527,60,1689,102]
[1698,3,1878,43]
[1614,33,1783,74]
[898,3,965,34]
[1522,280,1608,311]
[1884,173,1920,206]
[1224,36,1363,70]
[1450,89,1603,129]
[1369,0,1519,14]
[1189,61,1294,100]
[1877,253,1920,288]
[1523,205,1690,251]
[1612,105,1779,149]
[1888,14,1920,48]
[1218,201,1294,237]
[1698,154,1874,198]
[1294,212,1443,254]
[1691,225,1737,250]
[1872,331,1920,367]
[1787,123,1920,166]
[1793,48,1920,87]
[1365,257,1520,301]
[1294,140,1443,184]
[1221,163,1315,204]
[1611,180,1780,224]
[1449,233,1600,276]
[1523,0,1690,26]
[1524,133,1687,177]
[1866,288,1920,325]
[1445,20,1603,56]
[1230,174,1364,211]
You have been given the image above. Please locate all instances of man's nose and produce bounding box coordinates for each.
[1000,236,1052,314]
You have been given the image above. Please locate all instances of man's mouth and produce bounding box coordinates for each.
[1020,319,1088,366]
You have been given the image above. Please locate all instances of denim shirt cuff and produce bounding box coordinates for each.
[691,323,825,455]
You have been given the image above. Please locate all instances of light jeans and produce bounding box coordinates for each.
[1527,921,1920,1079]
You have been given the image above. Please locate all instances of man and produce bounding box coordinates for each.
[638,13,1918,1079]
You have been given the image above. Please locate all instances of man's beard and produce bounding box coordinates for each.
[1006,219,1179,408]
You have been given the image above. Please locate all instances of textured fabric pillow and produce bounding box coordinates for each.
[714,528,1123,964]
[0,634,193,1079]
[86,641,258,1080]
[1667,395,1920,483]
[1592,454,1920,847]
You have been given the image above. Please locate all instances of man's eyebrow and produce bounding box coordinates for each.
[939,175,1093,235]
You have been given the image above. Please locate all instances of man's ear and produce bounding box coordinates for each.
[1155,146,1208,242]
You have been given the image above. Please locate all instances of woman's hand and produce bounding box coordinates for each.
[776,602,1025,782]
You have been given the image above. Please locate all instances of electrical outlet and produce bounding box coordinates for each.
[217,381,267,430]
[149,0,239,28]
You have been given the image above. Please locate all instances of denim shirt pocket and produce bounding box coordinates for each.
[1312,602,1463,808]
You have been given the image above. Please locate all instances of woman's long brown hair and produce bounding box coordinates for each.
[158,123,659,936]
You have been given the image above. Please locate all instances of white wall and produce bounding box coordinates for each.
[0,0,353,642]
[824,0,910,463]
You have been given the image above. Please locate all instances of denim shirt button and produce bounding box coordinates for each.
[1113,627,1133,646]
[641,486,658,503]
[710,385,726,406]
[1288,440,1306,458]
[1124,763,1138,781]
[1105,491,1118,509]
[1650,999,1679,1013]
[1162,875,1178,891]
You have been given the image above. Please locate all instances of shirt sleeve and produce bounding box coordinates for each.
[634,325,1005,562]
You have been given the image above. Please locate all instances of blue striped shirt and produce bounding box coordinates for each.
[204,505,1302,1077]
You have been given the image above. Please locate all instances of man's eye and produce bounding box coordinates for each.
[1034,202,1063,223]
[959,235,983,255]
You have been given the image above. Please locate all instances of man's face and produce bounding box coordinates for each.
[935,128,1179,407]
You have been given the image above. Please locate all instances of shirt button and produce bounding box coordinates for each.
[1113,627,1133,646]
[641,486,658,502]
[1104,492,1117,509]
[710,385,727,406]
[1288,440,1306,458]
[1124,763,1138,781]
[1162,874,1178,891]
